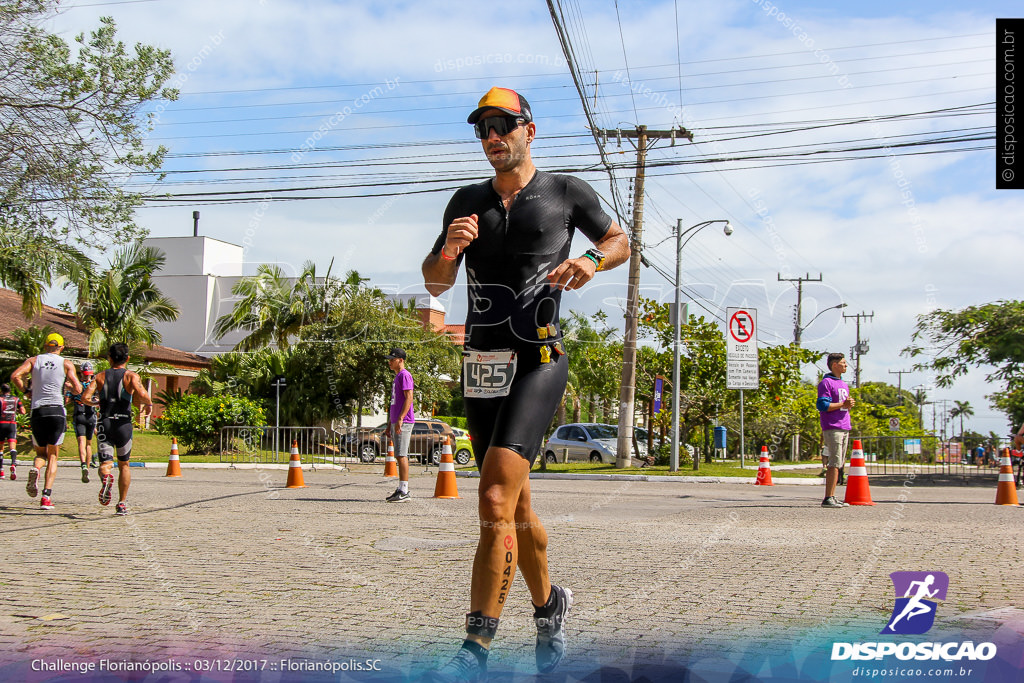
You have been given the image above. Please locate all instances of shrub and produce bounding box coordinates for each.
[653,442,693,467]
[155,394,265,454]
[434,415,468,429]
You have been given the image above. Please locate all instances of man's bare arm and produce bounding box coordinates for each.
[10,357,34,393]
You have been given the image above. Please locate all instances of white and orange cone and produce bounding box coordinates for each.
[433,435,460,499]
[165,437,182,478]
[754,445,774,486]
[843,439,875,506]
[383,441,398,478]
[995,448,1020,506]
[285,439,306,489]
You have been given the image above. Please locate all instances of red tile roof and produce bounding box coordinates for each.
[444,324,466,346]
[0,288,210,370]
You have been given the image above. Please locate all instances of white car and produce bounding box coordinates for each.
[542,423,647,464]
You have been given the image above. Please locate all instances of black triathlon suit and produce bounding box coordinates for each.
[0,395,20,442]
[97,368,134,462]
[433,171,612,467]
[70,384,97,439]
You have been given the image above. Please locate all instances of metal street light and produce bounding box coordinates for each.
[649,219,733,472]
[795,302,847,344]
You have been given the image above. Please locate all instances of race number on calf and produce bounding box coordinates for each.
[463,350,517,398]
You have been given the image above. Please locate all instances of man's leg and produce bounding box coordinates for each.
[97,455,115,506]
[42,444,59,491]
[116,459,131,503]
[77,435,90,482]
[512,478,550,607]
[468,447,533,645]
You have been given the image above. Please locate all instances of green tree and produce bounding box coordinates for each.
[0,2,177,246]
[950,400,974,440]
[76,243,179,356]
[561,311,621,425]
[904,301,1024,428]
[0,231,93,318]
[212,261,354,351]
[0,324,56,379]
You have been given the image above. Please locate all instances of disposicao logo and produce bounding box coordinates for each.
[882,570,948,635]
[831,571,997,662]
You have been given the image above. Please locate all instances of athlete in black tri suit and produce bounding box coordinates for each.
[422,87,629,681]
[82,343,153,516]
[67,361,98,483]
[0,383,26,480]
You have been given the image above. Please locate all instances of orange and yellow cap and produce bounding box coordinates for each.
[467,87,533,124]
[44,333,64,347]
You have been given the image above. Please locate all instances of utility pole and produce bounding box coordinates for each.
[843,311,874,388]
[888,369,912,405]
[602,124,693,468]
[778,273,822,345]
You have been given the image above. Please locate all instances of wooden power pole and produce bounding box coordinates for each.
[599,124,692,467]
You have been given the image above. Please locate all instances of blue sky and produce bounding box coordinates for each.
[46,0,1021,436]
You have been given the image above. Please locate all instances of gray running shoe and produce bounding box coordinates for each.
[386,489,410,503]
[426,644,487,683]
[81,465,90,483]
[821,496,845,508]
[26,468,38,497]
[535,585,573,673]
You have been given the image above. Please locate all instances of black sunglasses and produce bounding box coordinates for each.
[473,115,525,139]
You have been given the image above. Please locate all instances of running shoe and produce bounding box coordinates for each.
[385,489,410,503]
[115,502,127,516]
[0,468,4,479]
[90,456,98,468]
[427,643,487,683]
[9,466,15,481]
[81,465,90,483]
[821,496,845,508]
[39,495,53,510]
[98,473,114,506]
[26,468,38,497]
[535,584,573,673]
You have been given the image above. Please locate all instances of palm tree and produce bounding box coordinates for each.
[0,325,57,379]
[950,400,974,441]
[76,244,179,356]
[0,228,94,318]
[213,261,366,351]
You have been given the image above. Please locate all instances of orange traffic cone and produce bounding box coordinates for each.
[754,446,774,486]
[995,448,1020,506]
[165,437,182,478]
[285,440,306,489]
[383,441,398,478]
[843,439,875,506]
[433,435,460,499]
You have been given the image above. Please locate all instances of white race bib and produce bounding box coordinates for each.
[463,350,517,398]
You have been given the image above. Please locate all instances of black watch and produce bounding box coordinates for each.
[584,247,606,271]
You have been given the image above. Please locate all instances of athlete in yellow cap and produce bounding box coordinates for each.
[10,332,82,510]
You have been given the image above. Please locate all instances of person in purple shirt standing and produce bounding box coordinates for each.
[384,347,415,503]
[817,352,856,508]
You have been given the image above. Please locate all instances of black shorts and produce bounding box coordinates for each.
[0,423,16,442]
[97,418,133,462]
[463,347,568,468]
[74,415,97,440]
[30,407,66,448]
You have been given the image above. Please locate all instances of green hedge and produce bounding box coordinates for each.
[433,415,468,429]
[155,395,265,454]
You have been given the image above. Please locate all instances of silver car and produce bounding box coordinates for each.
[543,423,623,464]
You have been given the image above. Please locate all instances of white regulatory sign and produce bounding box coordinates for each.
[726,307,759,390]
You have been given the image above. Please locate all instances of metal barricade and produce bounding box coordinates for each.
[219,426,357,469]
[855,435,1002,481]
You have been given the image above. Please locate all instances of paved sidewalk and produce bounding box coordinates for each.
[1,467,1021,679]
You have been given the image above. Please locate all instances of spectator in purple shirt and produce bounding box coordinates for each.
[384,347,415,503]
[817,353,855,508]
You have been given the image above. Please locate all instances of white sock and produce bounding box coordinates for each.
[399,481,409,494]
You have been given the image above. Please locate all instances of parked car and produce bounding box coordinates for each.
[543,423,651,465]
[344,419,456,464]
[450,427,474,466]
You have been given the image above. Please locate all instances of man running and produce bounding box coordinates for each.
[82,343,153,516]
[67,361,98,483]
[0,383,26,480]
[10,333,82,510]
[422,87,629,679]
[383,347,415,503]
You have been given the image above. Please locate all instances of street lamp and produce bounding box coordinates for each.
[650,219,733,472]
[795,302,847,344]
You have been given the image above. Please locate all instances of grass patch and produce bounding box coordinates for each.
[15,429,226,463]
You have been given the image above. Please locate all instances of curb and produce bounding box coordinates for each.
[456,471,824,485]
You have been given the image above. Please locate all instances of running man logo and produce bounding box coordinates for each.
[881,571,949,635]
